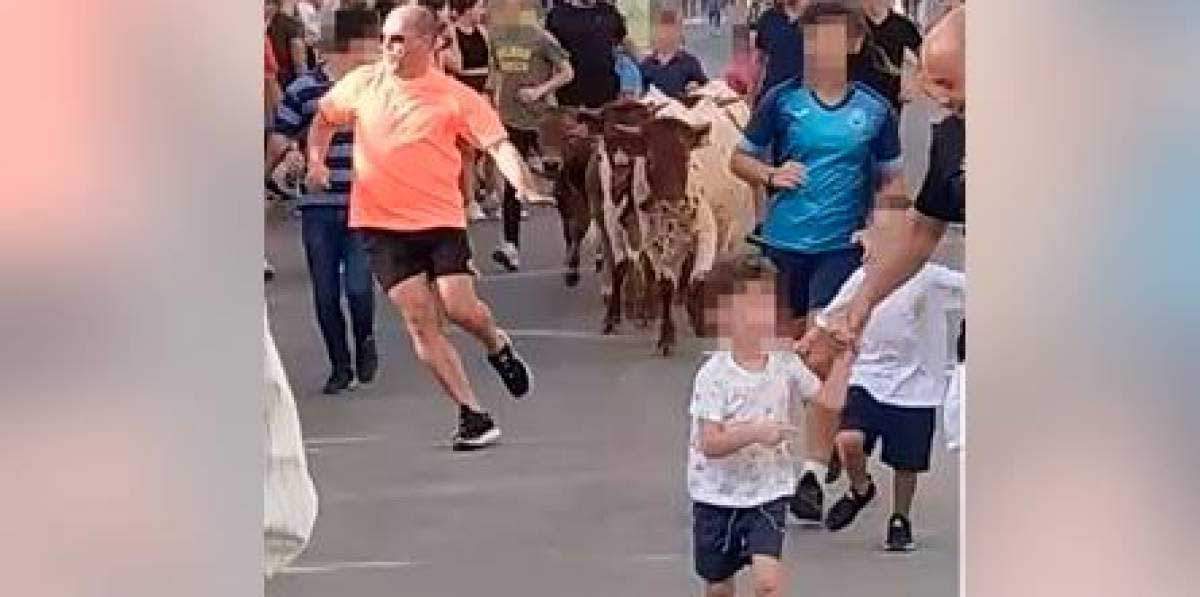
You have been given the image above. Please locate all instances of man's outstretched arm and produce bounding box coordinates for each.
[484,139,552,204]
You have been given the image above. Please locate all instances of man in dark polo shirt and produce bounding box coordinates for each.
[639,12,708,100]
[751,0,805,99]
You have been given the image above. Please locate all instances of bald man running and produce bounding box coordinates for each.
[306,5,551,450]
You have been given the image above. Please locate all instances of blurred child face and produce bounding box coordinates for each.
[330,36,379,72]
[803,18,850,85]
[713,280,782,347]
[491,0,528,26]
[653,22,682,55]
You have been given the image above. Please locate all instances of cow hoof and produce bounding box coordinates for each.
[564,271,581,287]
[603,320,620,335]
[658,342,673,357]
[637,318,650,329]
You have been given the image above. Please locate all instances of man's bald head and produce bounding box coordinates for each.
[382,4,439,39]
[921,5,965,114]
[381,4,440,76]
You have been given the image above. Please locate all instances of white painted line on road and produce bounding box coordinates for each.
[631,553,684,563]
[304,435,383,446]
[280,561,421,575]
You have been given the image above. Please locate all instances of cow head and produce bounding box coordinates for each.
[639,117,711,208]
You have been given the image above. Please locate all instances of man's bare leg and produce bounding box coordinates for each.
[388,275,483,411]
[436,274,505,353]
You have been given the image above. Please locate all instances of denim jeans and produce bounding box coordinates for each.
[300,206,374,372]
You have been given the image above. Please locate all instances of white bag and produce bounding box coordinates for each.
[943,363,965,453]
[263,310,318,578]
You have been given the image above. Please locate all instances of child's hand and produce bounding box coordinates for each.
[755,422,800,447]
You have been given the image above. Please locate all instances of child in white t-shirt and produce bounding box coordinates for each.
[816,263,965,552]
[688,257,823,596]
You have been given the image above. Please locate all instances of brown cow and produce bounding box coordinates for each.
[585,99,713,355]
[583,100,656,335]
[637,117,712,355]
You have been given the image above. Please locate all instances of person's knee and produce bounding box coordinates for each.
[752,573,782,596]
[443,293,489,328]
[704,581,735,597]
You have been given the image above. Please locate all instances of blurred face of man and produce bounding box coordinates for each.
[265,0,279,24]
[804,17,850,86]
[381,8,436,75]
[329,36,379,74]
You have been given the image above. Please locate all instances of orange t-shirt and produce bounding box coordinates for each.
[319,63,506,232]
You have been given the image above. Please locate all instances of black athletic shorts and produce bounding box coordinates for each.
[359,227,475,291]
[840,385,937,472]
[692,498,787,583]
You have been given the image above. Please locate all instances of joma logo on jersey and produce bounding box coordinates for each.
[848,108,868,131]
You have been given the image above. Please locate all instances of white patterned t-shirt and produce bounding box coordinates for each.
[687,351,821,508]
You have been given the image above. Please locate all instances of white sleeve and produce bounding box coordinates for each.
[816,268,866,327]
[780,352,821,401]
[930,265,966,312]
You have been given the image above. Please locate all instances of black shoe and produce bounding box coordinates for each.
[487,335,531,398]
[826,450,842,484]
[322,368,355,395]
[884,513,915,552]
[453,406,501,451]
[789,471,824,523]
[355,336,378,385]
[825,479,876,531]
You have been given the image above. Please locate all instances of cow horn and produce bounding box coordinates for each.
[612,123,641,135]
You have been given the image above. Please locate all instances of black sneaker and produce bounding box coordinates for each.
[789,471,824,524]
[487,333,531,398]
[322,368,356,395]
[355,336,378,385]
[884,513,915,552]
[453,406,501,451]
[825,479,876,531]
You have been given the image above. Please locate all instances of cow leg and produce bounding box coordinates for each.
[657,279,676,357]
[564,239,581,287]
[603,260,627,334]
[636,255,654,328]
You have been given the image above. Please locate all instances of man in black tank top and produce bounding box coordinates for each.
[446,0,491,92]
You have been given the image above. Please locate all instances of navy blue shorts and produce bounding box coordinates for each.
[839,386,937,472]
[692,498,787,583]
[764,245,863,317]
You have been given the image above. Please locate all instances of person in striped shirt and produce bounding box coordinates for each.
[267,10,382,395]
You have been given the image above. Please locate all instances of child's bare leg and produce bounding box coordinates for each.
[836,430,871,493]
[704,580,736,597]
[750,555,784,597]
[893,470,919,517]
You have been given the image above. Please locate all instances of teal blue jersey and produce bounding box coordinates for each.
[741,80,903,253]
